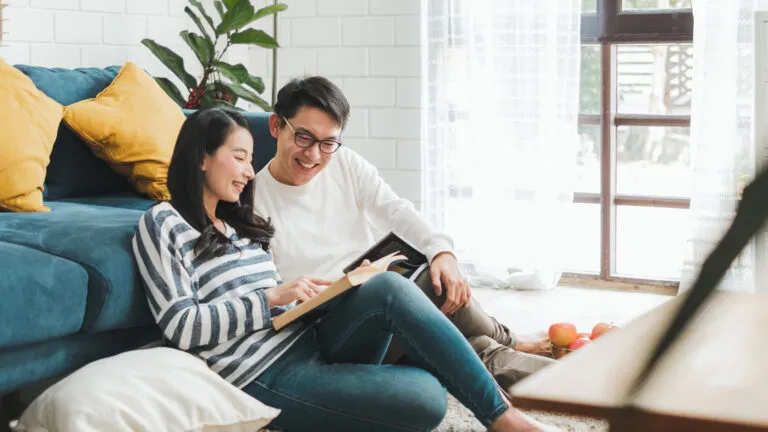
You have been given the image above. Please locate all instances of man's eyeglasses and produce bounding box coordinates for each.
[283,117,342,154]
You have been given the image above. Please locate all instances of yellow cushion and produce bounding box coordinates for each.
[0,58,63,212]
[63,62,185,201]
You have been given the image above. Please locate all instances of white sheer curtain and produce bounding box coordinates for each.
[424,0,581,290]
[680,0,765,293]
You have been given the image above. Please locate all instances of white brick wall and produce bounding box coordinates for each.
[259,0,423,206]
[0,0,424,207]
[0,0,196,88]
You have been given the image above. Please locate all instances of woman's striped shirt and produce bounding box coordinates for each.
[132,202,308,388]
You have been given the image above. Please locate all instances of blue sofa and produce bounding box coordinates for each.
[0,66,277,405]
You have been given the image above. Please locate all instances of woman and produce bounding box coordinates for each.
[132,108,556,432]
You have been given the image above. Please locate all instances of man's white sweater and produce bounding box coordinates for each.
[253,147,453,282]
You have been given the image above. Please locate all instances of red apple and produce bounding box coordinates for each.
[568,337,591,350]
[577,332,591,340]
[548,322,578,348]
[590,322,618,340]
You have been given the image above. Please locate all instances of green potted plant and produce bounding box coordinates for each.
[142,0,286,110]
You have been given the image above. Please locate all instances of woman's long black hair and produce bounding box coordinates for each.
[167,108,274,260]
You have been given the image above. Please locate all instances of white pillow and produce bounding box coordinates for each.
[11,347,280,432]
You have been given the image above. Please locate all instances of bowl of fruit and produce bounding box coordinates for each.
[548,322,618,359]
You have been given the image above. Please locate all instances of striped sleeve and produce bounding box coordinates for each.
[132,210,273,350]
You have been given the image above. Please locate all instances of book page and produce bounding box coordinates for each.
[370,251,407,271]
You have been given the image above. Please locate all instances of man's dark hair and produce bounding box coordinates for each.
[274,76,350,129]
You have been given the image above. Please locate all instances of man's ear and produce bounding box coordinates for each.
[268,113,281,139]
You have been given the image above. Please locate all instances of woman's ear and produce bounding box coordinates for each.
[201,154,209,172]
[268,113,281,139]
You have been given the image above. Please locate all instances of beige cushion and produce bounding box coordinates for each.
[12,347,279,432]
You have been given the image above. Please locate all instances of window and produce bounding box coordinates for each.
[0,3,7,46]
[565,0,693,291]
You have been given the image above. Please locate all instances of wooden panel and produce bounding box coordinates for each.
[511,292,768,429]
[614,195,690,209]
[614,115,690,127]
[560,273,678,295]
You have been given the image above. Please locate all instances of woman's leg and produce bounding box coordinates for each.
[316,272,508,427]
[243,330,447,432]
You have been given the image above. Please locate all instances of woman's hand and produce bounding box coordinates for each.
[265,276,333,307]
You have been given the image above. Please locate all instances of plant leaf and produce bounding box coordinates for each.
[252,3,288,21]
[245,75,265,94]
[184,6,213,43]
[188,0,215,34]
[222,81,271,111]
[155,77,186,106]
[141,39,197,89]
[180,30,213,66]
[214,1,225,21]
[222,0,237,10]
[198,92,214,108]
[215,61,248,83]
[215,61,265,93]
[230,28,278,49]
[224,3,288,35]
[216,0,254,34]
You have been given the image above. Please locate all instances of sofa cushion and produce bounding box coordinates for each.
[58,194,155,211]
[14,65,133,200]
[0,325,160,395]
[15,348,281,432]
[243,111,275,173]
[0,58,63,212]
[0,202,154,333]
[63,62,186,201]
[0,242,88,348]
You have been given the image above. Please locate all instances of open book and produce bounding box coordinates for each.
[272,232,429,331]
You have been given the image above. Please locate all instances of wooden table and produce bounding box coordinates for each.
[510,292,768,431]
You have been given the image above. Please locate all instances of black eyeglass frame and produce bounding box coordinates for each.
[282,117,343,154]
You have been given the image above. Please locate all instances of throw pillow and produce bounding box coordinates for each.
[0,58,63,212]
[12,347,280,432]
[63,62,186,201]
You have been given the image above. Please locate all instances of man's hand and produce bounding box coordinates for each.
[515,334,554,358]
[265,276,332,307]
[430,252,470,315]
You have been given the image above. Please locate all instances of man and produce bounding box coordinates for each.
[253,76,554,391]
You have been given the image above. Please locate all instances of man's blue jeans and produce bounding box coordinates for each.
[243,272,508,431]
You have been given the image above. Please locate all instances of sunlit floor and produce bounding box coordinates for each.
[471,285,673,337]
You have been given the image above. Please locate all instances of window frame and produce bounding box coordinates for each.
[0,3,7,46]
[569,0,694,294]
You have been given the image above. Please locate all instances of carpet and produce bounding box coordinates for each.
[432,394,608,432]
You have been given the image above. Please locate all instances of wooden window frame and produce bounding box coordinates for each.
[571,0,693,295]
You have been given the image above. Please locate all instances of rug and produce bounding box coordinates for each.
[432,394,608,432]
[261,393,608,431]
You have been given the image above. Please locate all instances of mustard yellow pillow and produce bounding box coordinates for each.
[63,62,185,201]
[0,58,63,212]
